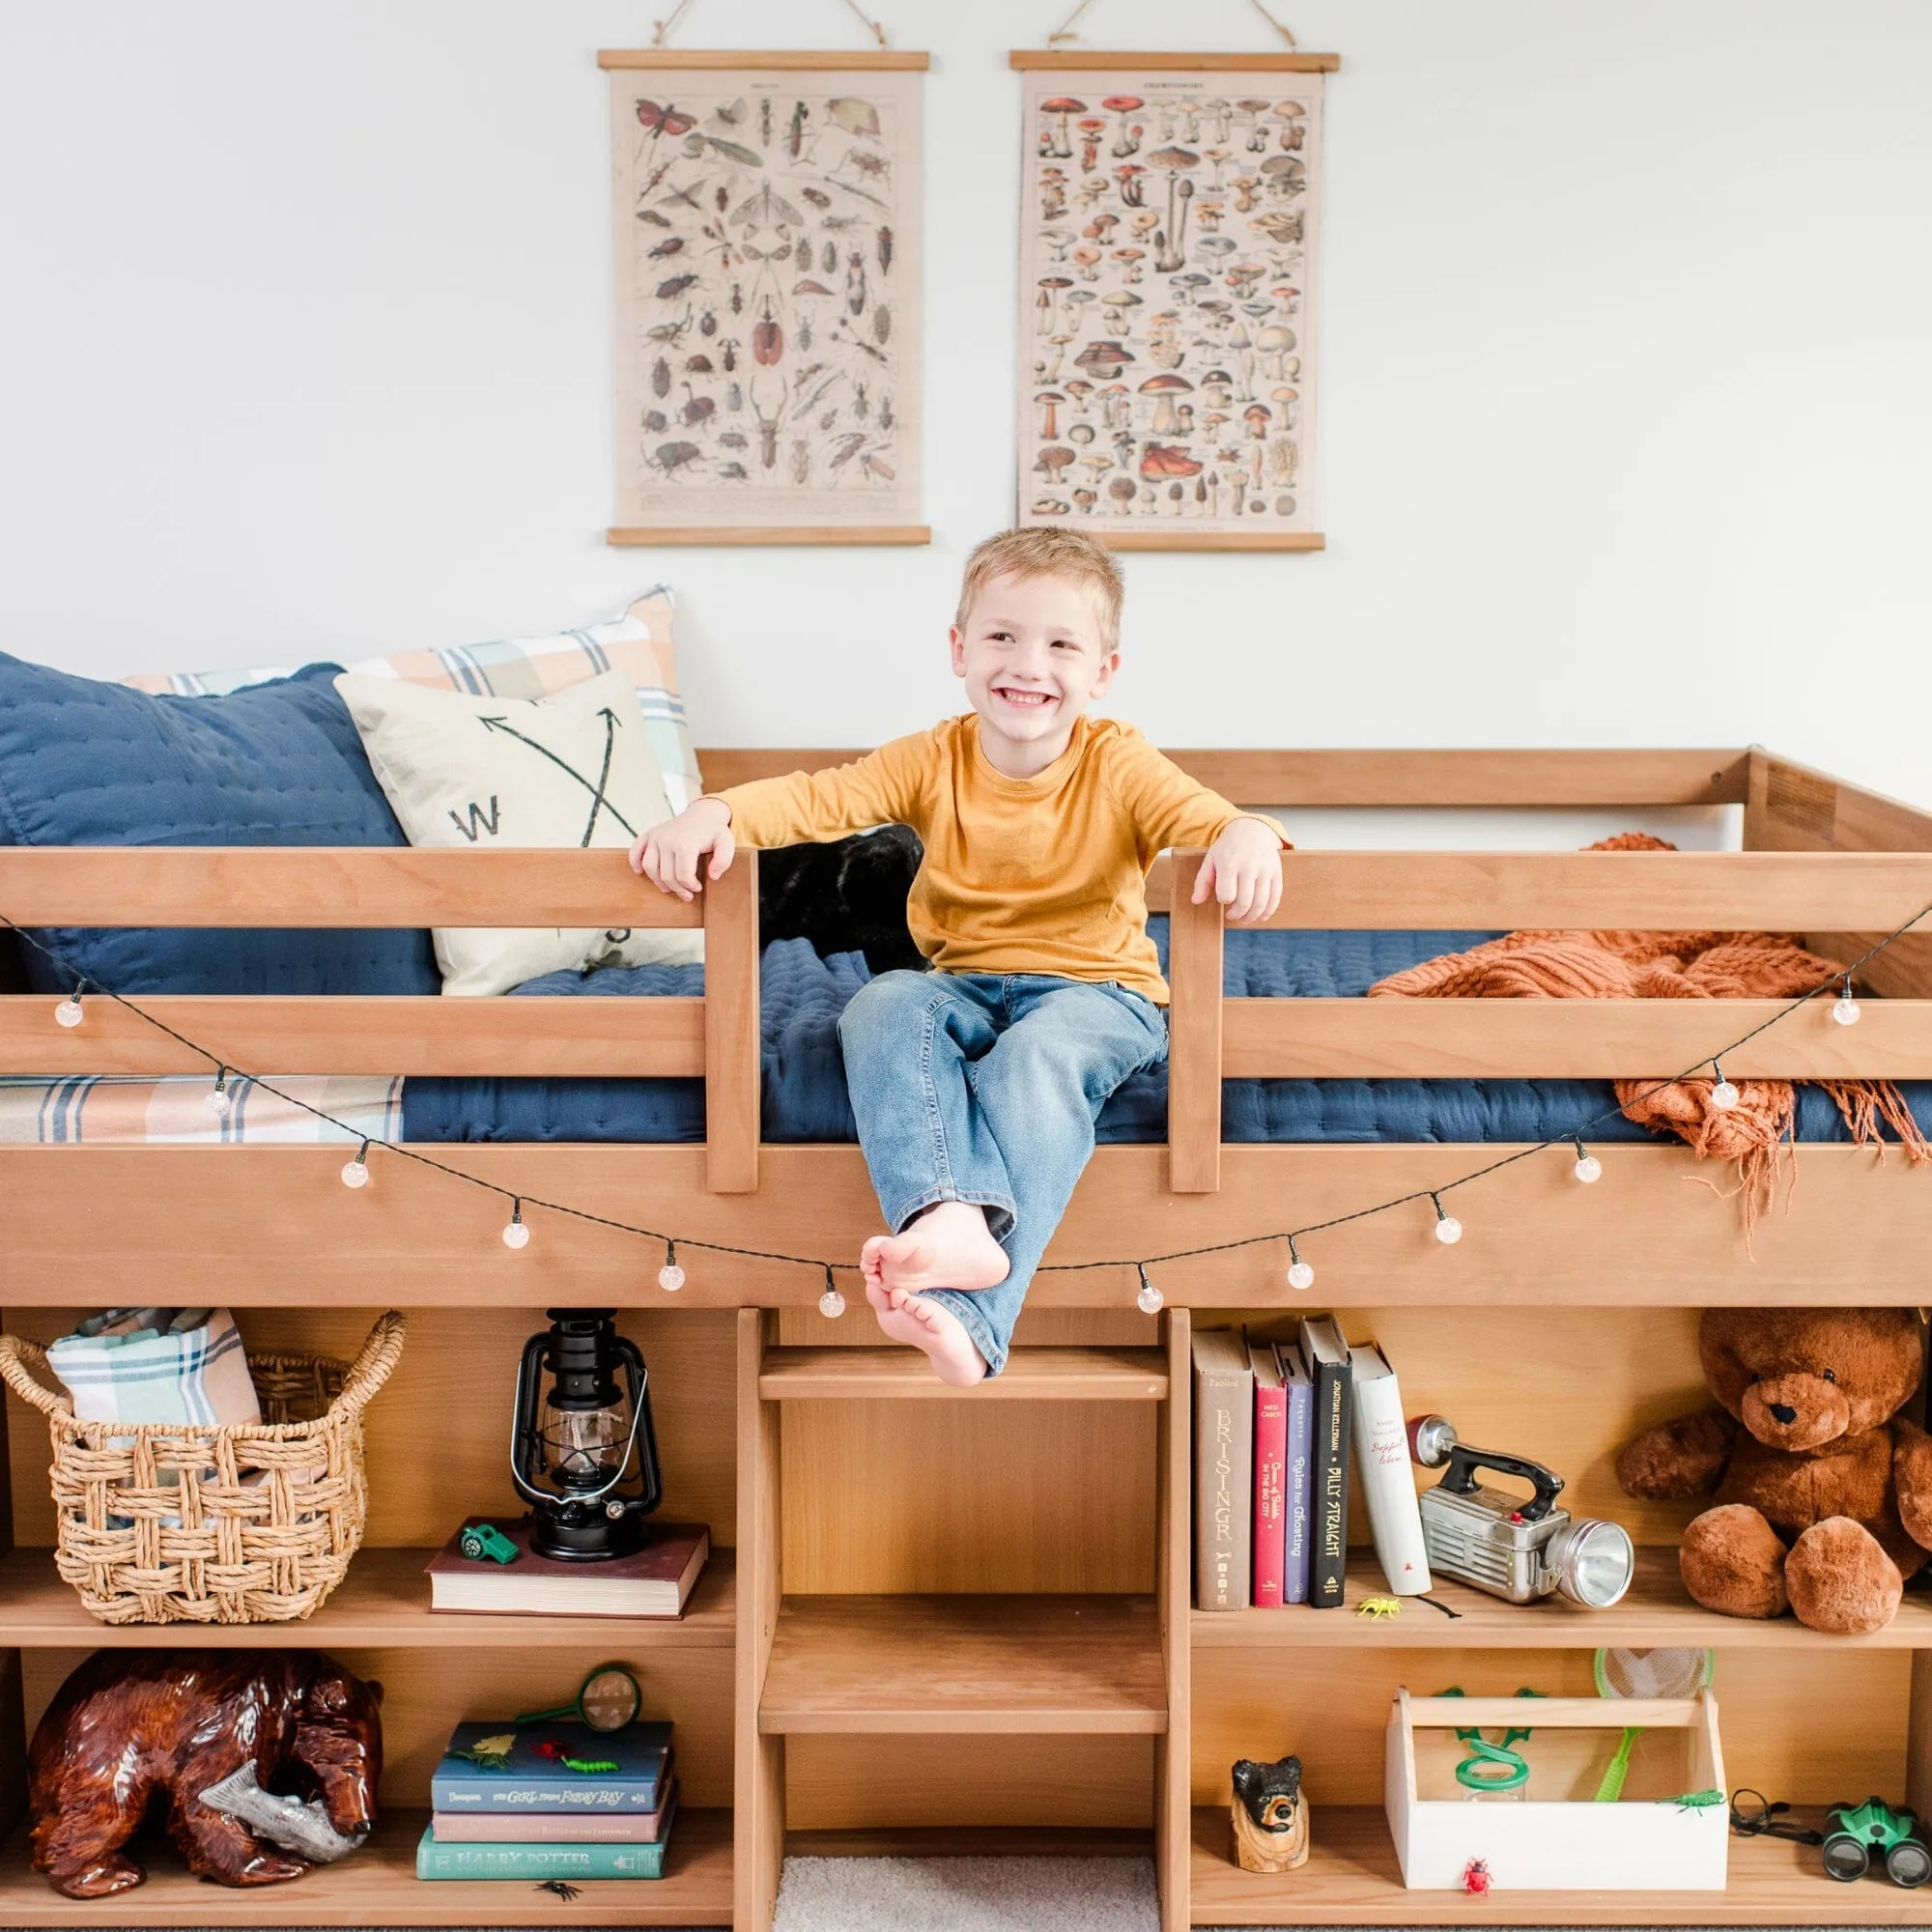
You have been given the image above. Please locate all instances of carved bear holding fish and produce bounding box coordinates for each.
[28,1650,383,1896]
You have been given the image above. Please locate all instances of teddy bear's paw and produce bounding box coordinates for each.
[1786,1517,1903,1634]
[1680,1503,1789,1618]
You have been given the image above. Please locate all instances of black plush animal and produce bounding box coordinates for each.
[756,826,924,976]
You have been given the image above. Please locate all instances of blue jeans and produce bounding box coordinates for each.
[837,971,1169,1376]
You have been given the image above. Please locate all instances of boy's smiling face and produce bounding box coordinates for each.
[951,568,1120,778]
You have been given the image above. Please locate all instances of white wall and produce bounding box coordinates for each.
[2,1,1928,820]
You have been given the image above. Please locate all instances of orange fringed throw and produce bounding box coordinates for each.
[1367,834,1928,1222]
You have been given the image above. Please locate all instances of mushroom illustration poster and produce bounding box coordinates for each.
[603,51,926,546]
[1013,57,1331,549]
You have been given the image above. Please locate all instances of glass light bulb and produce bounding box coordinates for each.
[658,1263,686,1293]
[1136,1275,1165,1314]
[1573,1153,1603,1184]
[818,1286,846,1319]
[1434,1214,1463,1245]
[1709,1079,1740,1113]
[502,1215,530,1251]
[340,1157,370,1189]
[54,998,83,1029]
[1833,994,1861,1027]
[205,1084,232,1119]
[1287,1260,1315,1292]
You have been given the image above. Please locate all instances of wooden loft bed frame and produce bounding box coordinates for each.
[2,745,1930,1304]
[0,743,1929,1932]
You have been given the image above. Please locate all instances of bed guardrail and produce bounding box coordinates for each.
[0,846,765,1193]
[2,748,1928,1202]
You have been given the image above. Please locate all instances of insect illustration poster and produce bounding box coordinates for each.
[603,51,926,545]
[1012,54,1334,550]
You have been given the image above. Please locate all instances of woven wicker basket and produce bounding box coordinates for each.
[0,1311,406,1626]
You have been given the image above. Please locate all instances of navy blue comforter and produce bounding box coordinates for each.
[405,921,1929,1146]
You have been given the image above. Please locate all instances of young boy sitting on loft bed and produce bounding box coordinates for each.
[632,527,1286,1384]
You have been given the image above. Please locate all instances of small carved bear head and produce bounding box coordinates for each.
[1231,1754,1302,1830]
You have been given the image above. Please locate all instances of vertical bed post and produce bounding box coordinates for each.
[1167,851,1224,1192]
[705,849,761,1193]
[1153,1305,1193,1932]
[735,1308,784,1931]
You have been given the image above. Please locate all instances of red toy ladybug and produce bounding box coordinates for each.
[1462,1858,1492,1896]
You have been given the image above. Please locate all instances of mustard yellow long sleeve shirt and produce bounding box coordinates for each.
[716,715,1279,1003]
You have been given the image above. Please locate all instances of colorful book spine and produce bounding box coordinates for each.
[1349,1341,1434,1595]
[1249,1338,1287,1608]
[1191,1329,1255,1610]
[1280,1342,1313,1605]
[415,1827,668,1882]
[1298,1315,1353,1609]
[430,1772,668,1814]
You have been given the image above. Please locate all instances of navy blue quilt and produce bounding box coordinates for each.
[404,921,1932,1147]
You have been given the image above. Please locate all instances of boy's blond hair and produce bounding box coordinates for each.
[954,526,1124,651]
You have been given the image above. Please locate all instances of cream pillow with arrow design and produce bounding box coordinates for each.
[334,668,702,996]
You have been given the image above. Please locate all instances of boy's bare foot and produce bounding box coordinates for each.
[864,1201,1010,1296]
[865,1275,988,1386]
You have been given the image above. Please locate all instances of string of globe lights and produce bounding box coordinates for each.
[8,900,1928,1321]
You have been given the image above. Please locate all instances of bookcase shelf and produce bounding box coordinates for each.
[0,1807,733,1928]
[1191,1548,1932,1649]
[758,1345,1167,1401]
[758,1592,1166,1735]
[1188,1803,1931,1925]
[0,1546,736,1649]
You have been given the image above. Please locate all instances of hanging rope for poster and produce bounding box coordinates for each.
[1046,0,1298,48]
[652,0,891,49]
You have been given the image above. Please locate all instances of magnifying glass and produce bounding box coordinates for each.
[515,1663,643,1733]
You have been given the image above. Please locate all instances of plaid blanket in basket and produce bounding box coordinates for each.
[46,1307,260,1427]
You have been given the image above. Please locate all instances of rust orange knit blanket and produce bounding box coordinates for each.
[1366,834,1926,1216]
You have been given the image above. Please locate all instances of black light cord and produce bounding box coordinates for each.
[5,897,1930,1287]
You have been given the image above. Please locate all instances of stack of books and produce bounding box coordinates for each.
[1191,1316,1431,1611]
[416,1719,678,1883]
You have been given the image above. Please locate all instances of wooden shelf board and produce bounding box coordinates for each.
[1192,1548,1932,1649]
[759,1593,1166,1735]
[759,1345,1168,1401]
[1190,1804,1928,1924]
[0,1806,731,1927]
[0,1546,734,1649]
[787,1824,1151,1858]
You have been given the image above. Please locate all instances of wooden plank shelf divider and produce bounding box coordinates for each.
[0,1547,735,1648]
[1190,1548,1932,1649]
[0,1808,733,1927]
[758,1345,1168,1401]
[757,1594,1166,1736]
[1188,1804,1921,1926]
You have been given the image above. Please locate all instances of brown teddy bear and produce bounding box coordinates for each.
[1616,1307,1932,1634]
[28,1649,383,1897]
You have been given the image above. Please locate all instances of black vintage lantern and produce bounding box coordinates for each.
[511,1309,662,1561]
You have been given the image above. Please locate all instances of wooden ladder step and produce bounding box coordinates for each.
[758,1345,1169,1401]
[758,1593,1167,1735]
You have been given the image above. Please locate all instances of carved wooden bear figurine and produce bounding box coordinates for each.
[29,1650,384,1897]
[1231,1753,1310,1873]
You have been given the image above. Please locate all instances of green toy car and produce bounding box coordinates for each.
[458,1522,521,1566]
[1822,1798,1931,1887]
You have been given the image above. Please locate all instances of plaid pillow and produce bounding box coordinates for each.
[125,587,702,810]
